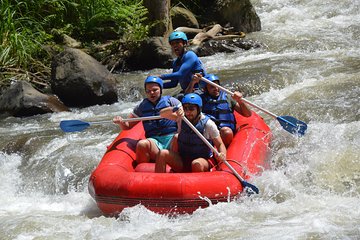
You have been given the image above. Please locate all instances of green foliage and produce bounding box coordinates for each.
[0,0,150,89]
[115,1,150,44]
[72,0,150,44]
[0,0,51,68]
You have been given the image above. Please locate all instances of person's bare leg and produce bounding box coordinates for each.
[169,134,179,152]
[155,150,183,173]
[136,139,159,163]
[220,127,233,147]
[191,158,210,172]
[155,150,168,173]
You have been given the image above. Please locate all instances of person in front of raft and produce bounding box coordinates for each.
[155,93,226,173]
[159,31,206,100]
[191,73,252,147]
[113,76,180,164]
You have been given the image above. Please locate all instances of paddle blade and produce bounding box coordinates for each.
[60,120,90,132]
[241,180,259,195]
[277,116,307,136]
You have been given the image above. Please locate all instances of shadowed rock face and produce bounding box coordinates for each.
[51,48,118,107]
[213,0,261,33]
[171,6,199,30]
[125,37,174,71]
[168,0,261,33]
[0,80,69,117]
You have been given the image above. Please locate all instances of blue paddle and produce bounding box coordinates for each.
[60,116,162,132]
[201,77,308,136]
[180,114,259,194]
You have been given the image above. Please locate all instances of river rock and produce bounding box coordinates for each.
[125,37,173,71]
[171,6,199,30]
[51,48,118,107]
[201,0,261,33]
[0,80,69,117]
[122,37,262,71]
[192,38,263,56]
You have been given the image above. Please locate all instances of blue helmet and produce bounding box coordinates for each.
[200,74,220,89]
[182,93,202,108]
[144,76,163,90]
[169,31,188,43]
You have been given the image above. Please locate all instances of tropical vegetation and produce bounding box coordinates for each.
[0,0,150,91]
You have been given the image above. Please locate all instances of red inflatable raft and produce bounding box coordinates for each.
[88,111,271,215]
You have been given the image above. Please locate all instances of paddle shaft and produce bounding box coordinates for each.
[91,115,162,125]
[60,115,163,132]
[201,77,278,119]
[181,116,248,184]
[201,77,307,136]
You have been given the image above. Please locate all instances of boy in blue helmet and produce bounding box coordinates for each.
[155,93,226,173]
[113,76,181,164]
[192,73,252,147]
[159,31,206,100]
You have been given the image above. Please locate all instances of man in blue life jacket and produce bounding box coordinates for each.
[192,73,252,147]
[155,93,226,173]
[113,76,181,164]
[159,31,206,100]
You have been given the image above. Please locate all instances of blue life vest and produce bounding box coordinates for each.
[137,96,177,138]
[201,91,236,132]
[178,115,212,159]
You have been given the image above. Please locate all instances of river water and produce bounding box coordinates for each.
[1,0,359,239]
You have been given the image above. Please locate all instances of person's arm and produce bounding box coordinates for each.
[159,96,182,120]
[162,78,179,89]
[159,107,178,121]
[206,118,226,162]
[161,52,198,89]
[160,61,179,89]
[113,103,144,130]
[212,136,227,162]
[161,55,194,80]
[175,106,185,120]
[113,113,138,130]
[184,73,202,93]
[232,91,252,117]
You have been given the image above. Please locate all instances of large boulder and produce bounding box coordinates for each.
[125,37,173,71]
[0,80,69,117]
[171,6,199,30]
[217,0,261,32]
[208,0,261,33]
[51,48,118,107]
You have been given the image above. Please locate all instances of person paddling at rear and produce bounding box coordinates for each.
[193,73,252,147]
[155,93,226,173]
[160,31,206,100]
[113,76,180,164]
